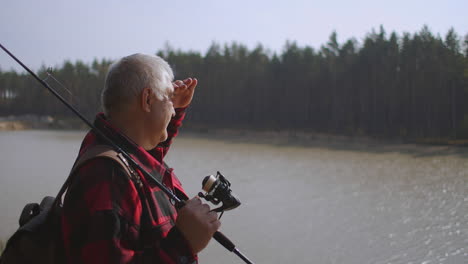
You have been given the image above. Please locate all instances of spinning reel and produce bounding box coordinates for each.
[198,171,241,218]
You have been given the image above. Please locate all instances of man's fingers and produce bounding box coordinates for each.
[173,80,187,90]
[174,84,187,90]
[174,78,197,92]
[191,196,202,205]
[182,197,201,209]
[208,211,219,222]
[188,78,198,90]
[183,78,193,85]
[200,204,211,214]
[212,220,221,230]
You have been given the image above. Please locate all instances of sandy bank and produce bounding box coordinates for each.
[0,115,86,131]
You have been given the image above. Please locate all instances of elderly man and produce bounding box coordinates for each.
[61,54,220,263]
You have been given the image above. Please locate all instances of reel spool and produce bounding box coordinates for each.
[198,171,241,217]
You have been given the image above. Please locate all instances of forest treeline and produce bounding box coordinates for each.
[1,26,468,140]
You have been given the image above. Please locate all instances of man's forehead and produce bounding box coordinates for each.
[162,72,174,91]
[164,85,174,95]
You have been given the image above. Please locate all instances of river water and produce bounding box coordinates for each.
[0,130,467,263]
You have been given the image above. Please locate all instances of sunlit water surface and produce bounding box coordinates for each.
[1,130,467,263]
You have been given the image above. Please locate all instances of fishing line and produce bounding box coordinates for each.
[41,68,99,122]
[43,70,73,98]
[41,69,90,116]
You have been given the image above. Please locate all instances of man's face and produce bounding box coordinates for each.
[148,85,175,144]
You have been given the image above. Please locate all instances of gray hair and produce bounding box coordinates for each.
[101,53,174,115]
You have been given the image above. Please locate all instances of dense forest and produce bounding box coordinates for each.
[1,26,468,141]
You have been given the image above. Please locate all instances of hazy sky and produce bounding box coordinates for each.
[1,0,467,72]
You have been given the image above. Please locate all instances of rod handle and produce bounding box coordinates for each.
[213,231,235,252]
[175,201,235,251]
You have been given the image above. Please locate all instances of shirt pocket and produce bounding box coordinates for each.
[143,218,176,245]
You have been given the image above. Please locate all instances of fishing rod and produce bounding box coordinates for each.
[0,43,254,264]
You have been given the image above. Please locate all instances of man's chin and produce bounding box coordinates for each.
[159,132,168,143]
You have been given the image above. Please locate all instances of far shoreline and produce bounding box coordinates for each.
[1,115,468,150]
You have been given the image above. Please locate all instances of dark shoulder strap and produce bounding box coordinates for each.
[71,145,133,177]
[55,145,140,206]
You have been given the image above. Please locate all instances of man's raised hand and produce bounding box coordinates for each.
[172,78,197,108]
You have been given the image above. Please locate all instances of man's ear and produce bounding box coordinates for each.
[141,87,153,113]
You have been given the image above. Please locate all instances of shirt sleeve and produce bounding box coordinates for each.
[151,107,187,161]
[61,158,197,264]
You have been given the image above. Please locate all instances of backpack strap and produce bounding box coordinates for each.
[73,145,135,178]
[73,145,142,187]
[54,145,141,207]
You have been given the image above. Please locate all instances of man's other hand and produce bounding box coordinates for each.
[176,196,221,253]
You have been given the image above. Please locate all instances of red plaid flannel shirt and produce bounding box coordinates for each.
[61,108,197,264]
